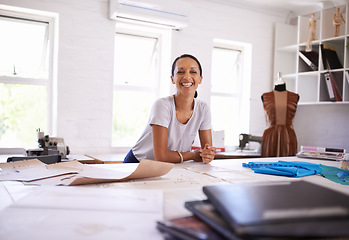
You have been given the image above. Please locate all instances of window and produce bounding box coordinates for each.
[210,40,252,148]
[0,8,56,148]
[112,24,171,148]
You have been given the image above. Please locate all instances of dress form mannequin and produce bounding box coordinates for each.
[274,83,286,91]
[274,72,285,89]
[260,72,299,157]
[261,72,286,102]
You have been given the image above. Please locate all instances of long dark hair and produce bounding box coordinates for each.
[171,54,202,98]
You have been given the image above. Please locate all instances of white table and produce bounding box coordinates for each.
[1,156,348,239]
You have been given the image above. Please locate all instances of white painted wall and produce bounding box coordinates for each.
[1,0,347,154]
[294,104,349,151]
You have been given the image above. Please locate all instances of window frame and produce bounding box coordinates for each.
[113,32,161,94]
[210,46,242,99]
[210,39,252,148]
[0,6,58,136]
[111,22,171,151]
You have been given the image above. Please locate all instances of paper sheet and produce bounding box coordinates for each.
[62,159,174,185]
[0,159,174,186]
[0,159,78,181]
[0,186,163,240]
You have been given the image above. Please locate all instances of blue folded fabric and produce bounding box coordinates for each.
[243,161,321,177]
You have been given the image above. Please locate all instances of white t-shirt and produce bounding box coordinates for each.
[132,95,212,161]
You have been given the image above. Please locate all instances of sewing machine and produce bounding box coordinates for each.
[27,132,70,158]
[239,133,262,151]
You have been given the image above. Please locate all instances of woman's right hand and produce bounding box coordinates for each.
[192,144,216,163]
[192,150,203,162]
[200,143,216,164]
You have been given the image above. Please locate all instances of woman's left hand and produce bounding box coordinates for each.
[200,143,216,164]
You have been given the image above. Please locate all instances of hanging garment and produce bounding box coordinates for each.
[261,90,299,157]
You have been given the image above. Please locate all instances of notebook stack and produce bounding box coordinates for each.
[157,181,349,239]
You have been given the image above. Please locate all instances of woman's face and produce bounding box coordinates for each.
[171,57,202,96]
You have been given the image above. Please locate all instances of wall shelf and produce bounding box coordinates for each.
[274,4,349,105]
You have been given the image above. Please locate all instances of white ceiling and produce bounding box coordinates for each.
[209,0,348,17]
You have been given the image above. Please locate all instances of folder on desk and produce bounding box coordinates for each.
[191,181,349,238]
[157,215,225,240]
[185,200,241,240]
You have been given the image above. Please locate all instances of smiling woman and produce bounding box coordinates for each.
[123,54,216,164]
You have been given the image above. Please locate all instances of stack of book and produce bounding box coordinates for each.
[296,145,345,161]
[157,181,349,239]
